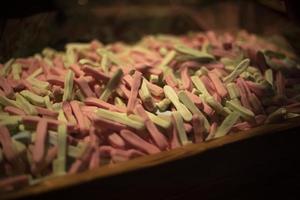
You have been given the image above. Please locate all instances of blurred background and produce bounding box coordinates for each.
[0,0,299,62]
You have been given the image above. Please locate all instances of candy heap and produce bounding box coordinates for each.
[0,30,300,191]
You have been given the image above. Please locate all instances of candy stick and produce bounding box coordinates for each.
[12,63,22,80]
[70,101,88,134]
[0,58,15,77]
[127,71,142,114]
[226,100,255,121]
[146,111,171,129]
[120,129,160,154]
[0,175,29,192]
[100,68,123,101]
[139,78,156,112]
[53,124,67,175]
[164,86,192,122]
[62,101,77,124]
[93,117,127,131]
[214,111,240,138]
[174,44,214,61]
[191,76,210,97]
[82,65,110,82]
[178,91,210,131]
[135,104,168,150]
[62,70,75,101]
[96,108,144,130]
[27,78,50,90]
[149,74,159,83]
[20,90,45,107]
[157,50,176,70]
[146,80,164,97]
[223,59,250,84]
[192,114,206,143]
[16,93,37,115]
[208,71,228,97]
[180,66,191,89]
[85,97,126,113]
[156,98,171,111]
[4,106,26,116]
[108,133,126,149]
[0,77,13,97]
[114,97,126,108]
[265,108,287,124]
[172,111,191,146]
[32,119,48,164]
[204,95,227,116]
[75,76,96,98]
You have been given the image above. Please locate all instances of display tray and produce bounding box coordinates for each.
[2,117,300,200]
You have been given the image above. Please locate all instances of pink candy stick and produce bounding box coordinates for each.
[208,72,227,97]
[84,97,126,113]
[0,175,29,192]
[206,122,218,140]
[75,76,96,98]
[62,101,77,124]
[108,133,126,149]
[46,75,65,87]
[237,78,252,110]
[165,74,178,88]
[245,81,265,97]
[127,71,142,114]
[192,114,205,143]
[69,145,93,174]
[7,79,25,92]
[49,66,67,76]
[70,101,88,134]
[4,106,26,116]
[232,121,252,131]
[205,62,225,70]
[122,74,133,88]
[82,65,110,82]
[170,118,181,149]
[120,129,160,154]
[206,31,221,47]
[22,116,75,132]
[119,84,131,99]
[179,61,200,69]
[148,67,163,76]
[181,67,191,89]
[248,92,264,114]
[94,117,127,132]
[53,56,65,69]
[70,63,85,77]
[185,90,202,107]
[201,75,216,95]
[146,81,164,97]
[32,146,58,175]
[0,126,18,163]
[33,119,48,164]
[0,77,13,97]
[111,148,145,163]
[184,123,193,133]
[135,104,169,150]
[202,100,214,116]
[35,106,58,118]
[89,149,100,170]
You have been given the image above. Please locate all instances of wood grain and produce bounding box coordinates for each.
[2,117,300,200]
